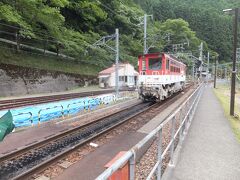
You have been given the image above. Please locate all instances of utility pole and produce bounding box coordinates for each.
[214,57,217,88]
[237,48,240,61]
[230,8,238,116]
[90,29,120,97]
[199,42,203,61]
[199,42,203,79]
[143,14,147,54]
[141,14,153,54]
[192,60,195,83]
[115,28,119,97]
[207,52,210,83]
[223,7,239,116]
[225,67,227,79]
[15,32,20,52]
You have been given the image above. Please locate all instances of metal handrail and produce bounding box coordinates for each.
[13,112,33,126]
[38,105,64,124]
[96,84,203,180]
[67,101,83,116]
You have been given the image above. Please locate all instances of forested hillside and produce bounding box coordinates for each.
[134,0,240,62]
[0,0,239,73]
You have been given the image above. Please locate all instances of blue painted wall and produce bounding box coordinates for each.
[0,94,115,128]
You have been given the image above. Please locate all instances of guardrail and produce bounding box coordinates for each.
[38,105,64,125]
[96,84,203,180]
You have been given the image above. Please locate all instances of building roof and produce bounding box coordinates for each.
[99,66,119,75]
[98,64,127,75]
[98,63,139,77]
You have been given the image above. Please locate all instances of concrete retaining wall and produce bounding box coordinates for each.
[0,63,98,97]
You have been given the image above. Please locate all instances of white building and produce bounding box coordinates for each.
[98,63,138,88]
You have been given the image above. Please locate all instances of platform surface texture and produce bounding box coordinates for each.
[169,86,240,180]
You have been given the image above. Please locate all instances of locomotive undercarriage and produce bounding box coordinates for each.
[139,82,184,102]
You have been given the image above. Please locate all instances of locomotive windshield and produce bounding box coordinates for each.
[148,58,162,70]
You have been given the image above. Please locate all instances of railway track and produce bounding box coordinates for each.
[0,84,194,180]
[0,89,131,110]
[0,102,154,179]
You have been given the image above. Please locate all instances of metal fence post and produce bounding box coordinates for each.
[88,100,91,111]
[67,104,71,117]
[60,105,64,118]
[83,100,86,112]
[190,102,195,122]
[38,110,42,125]
[179,109,183,142]
[29,112,33,126]
[157,128,162,180]
[170,116,176,165]
[102,97,105,106]
[183,103,188,134]
[129,154,135,180]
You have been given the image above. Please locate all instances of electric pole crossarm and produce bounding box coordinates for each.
[104,44,117,52]
[93,35,116,47]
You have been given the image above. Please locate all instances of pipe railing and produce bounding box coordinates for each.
[13,112,33,126]
[67,100,84,116]
[38,105,64,125]
[96,84,203,180]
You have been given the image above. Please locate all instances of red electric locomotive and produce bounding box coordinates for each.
[138,53,186,101]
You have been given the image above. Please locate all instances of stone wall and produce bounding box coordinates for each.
[0,63,98,97]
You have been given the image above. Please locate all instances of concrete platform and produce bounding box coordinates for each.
[168,86,240,180]
[55,131,146,180]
